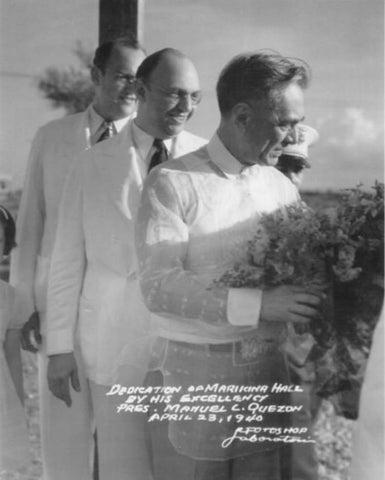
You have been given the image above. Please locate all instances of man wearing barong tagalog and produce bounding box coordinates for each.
[135,52,326,480]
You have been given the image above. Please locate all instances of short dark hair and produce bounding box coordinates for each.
[216,52,310,116]
[135,48,186,83]
[93,35,146,72]
[0,206,16,255]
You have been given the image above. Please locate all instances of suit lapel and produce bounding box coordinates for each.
[92,123,146,219]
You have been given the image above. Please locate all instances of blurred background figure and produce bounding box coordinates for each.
[276,124,319,188]
[0,206,29,474]
[350,307,384,480]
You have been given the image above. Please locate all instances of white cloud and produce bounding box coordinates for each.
[317,108,382,149]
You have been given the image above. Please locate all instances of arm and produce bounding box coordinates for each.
[4,329,24,403]
[135,171,230,327]
[45,161,85,406]
[10,129,46,350]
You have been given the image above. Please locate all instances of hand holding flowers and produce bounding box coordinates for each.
[216,182,384,418]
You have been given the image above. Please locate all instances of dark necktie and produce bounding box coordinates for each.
[148,139,169,172]
[97,122,115,143]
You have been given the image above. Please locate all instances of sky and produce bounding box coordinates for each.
[0,0,383,191]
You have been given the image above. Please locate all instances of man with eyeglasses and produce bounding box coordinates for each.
[135,52,325,480]
[10,36,145,480]
[45,48,206,480]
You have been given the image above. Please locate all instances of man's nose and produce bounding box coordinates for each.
[177,94,193,111]
[123,83,136,95]
[282,126,298,146]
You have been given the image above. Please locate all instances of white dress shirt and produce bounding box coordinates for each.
[136,133,300,344]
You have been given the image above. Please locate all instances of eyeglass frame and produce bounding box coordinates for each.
[113,73,137,85]
[143,81,202,106]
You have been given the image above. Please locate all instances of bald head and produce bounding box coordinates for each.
[135,49,201,139]
[136,48,194,83]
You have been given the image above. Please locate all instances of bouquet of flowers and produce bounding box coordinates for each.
[216,182,384,418]
[315,182,384,417]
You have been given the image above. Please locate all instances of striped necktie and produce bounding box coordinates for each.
[148,139,169,172]
[97,122,115,143]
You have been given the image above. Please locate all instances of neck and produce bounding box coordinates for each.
[217,123,249,165]
[217,121,262,167]
[92,102,131,122]
[134,115,154,137]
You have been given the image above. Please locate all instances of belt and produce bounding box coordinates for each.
[170,336,281,358]
[171,339,236,353]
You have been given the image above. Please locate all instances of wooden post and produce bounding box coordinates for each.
[99,0,144,45]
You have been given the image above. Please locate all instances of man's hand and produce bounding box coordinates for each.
[47,353,80,407]
[20,311,42,353]
[260,285,326,324]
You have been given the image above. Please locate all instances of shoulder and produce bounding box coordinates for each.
[162,144,210,175]
[175,130,208,153]
[145,147,211,204]
[36,110,87,138]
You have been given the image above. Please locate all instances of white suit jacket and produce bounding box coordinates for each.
[46,120,207,385]
[10,107,131,329]
[10,107,93,327]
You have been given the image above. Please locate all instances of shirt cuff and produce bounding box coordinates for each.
[227,288,263,327]
[46,329,74,356]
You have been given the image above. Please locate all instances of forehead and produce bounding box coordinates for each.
[149,55,200,90]
[105,46,145,73]
[271,83,305,122]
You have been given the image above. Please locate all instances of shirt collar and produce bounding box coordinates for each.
[89,105,132,136]
[207,133,252,177]
[132,120,173,159]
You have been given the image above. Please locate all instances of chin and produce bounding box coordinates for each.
[259,155,278,167]
[164,124,184,137]
[120,105,136,117]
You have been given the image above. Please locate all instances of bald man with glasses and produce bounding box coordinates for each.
[45,48,206,480]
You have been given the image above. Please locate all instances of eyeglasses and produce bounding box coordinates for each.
[146,82,202,106]
[114,73,136,85]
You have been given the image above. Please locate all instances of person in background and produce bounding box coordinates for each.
[350,307,384,480]
[276,124,319,188]
[10,36,146,480]
[0,206,29,473]
[46,48,206,480]
[277,124,322,480]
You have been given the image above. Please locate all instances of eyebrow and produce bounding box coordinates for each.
[277,115,305,125]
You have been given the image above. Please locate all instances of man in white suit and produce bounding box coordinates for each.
[46,48,207,480]
[10,37,146,480]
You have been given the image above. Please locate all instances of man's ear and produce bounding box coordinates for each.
[135,79,146,102]
[91,66,102,86]
[232,103,253,131]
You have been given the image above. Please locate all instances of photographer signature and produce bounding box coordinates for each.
[221,427,315,449]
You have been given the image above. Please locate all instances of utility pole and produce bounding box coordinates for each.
[99,0,144,45]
